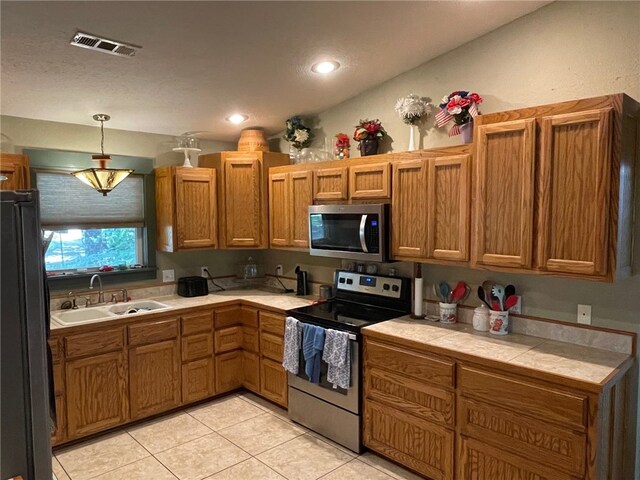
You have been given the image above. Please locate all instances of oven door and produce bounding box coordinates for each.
[287,337,359,414]
[308,204,386,262]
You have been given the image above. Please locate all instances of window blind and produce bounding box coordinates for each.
[37,170,145,229]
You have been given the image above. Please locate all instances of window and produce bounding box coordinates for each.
[36,169,148,274]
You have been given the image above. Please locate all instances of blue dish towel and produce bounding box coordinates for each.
[302,324,325,384]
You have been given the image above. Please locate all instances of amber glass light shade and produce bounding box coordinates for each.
[71,154,133,196]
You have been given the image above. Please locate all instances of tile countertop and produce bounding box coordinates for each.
[50,289,315,331]
[363,317,632,387]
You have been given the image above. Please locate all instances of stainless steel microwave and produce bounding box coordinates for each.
[308,204,388,262]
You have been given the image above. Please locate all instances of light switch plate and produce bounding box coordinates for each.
[162,269,175,283]
[577,304,592,325]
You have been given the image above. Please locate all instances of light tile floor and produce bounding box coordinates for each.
[53,393,422,480]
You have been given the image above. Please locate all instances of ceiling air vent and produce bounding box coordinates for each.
[70,32,140,58]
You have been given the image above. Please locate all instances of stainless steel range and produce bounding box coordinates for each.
[286,270,411,453]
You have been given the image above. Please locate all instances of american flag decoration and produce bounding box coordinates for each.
[436,91,483,136]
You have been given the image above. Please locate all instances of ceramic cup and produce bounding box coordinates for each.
[439,302,458,324]
[472,305,490,332]
[489,310,510,335]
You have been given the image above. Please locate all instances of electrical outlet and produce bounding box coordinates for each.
[275,264,283,276]
[577,304,592,325]
[201,266,209,278]
[162,269,175,283]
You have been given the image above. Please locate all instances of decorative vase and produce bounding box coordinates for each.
[359,137,379,156]
[408,125,417,151]
[335,146,349,160]
[460,122,473,144]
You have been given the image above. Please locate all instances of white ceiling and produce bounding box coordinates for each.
[1,1,550,141]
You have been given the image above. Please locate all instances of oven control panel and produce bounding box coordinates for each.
[336,271,403,298]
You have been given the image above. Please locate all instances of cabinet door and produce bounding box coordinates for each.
[243,351,260,393]
[538,109,612,276]
[391,159,428,259]
[458,436,574,480]
[260,357,288,407]
[51,395,66,446]
[182,358,214,404]
[215,350,243,393]
[66,351,128,438]
[223,156,262,247]
[314,167,348,200]
[175,168,217,249]
[155,167,175,252]
[215,326,242,353]
[364,400,453,480]
[0,154,29,190]
[268,173,290,247]
[427,154,470,262]
[290,171,313,247]
[349,162,391,199]
[129,339,181,419]
[473,119,536,269]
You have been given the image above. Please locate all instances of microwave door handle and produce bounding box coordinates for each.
[359,215,369,253]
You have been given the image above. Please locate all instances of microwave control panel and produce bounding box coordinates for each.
[336,271,402,299]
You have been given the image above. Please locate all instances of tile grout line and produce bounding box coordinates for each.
[357,455,411,480]
[316,456,361,480]
[251,456,290,480]
[126,431,180,480]
[53,455,74,480]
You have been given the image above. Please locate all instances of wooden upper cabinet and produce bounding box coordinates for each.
[155,166,217,252]
[199,151,290,249]
[268,172,290,247]
[314,167,348,200]
[473,119,536,269]
[349,162,391,199]
[391,159,428,259]
[537,108,612,276]
[269,170,313,249]
[0,153,30,190]
[176,168,217,249]
[426,154,470,262]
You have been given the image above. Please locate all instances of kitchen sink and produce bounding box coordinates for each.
[108,300,169,315]
[51,308,116,326]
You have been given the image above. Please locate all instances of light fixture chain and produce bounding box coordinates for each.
[100,119,105,155]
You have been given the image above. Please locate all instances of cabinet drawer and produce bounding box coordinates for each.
[365,339,454,388]
[242,326,259,353]
[53,363,65,395]
[458,366,587,430]
[260,331,284,362]
[214,305,242,329]
[259,311,285,336]
[181,310,213,335]
[364,399,453,480]
[459,398,586,477]
[215,326,242,353]
[240,306,259,328]
[49,337,61,363]
[128,318,179,346]
[366,367,454,427]
[65,327,124,358]
[182,333,213,362]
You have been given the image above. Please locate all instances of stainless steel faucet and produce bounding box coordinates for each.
[89,274,105,304]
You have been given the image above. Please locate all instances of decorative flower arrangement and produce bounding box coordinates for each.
[435,91,483,136]
[353,119,387,142]
[284,116,313,150]
[394,94,431,125]
[335,133,350,160]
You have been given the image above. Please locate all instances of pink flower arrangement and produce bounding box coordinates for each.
[436,91,483,136]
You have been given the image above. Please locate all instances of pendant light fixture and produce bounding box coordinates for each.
[71,114,133,196]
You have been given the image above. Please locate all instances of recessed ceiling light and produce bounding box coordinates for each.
[226,114,248,124]
[311,61,340,74]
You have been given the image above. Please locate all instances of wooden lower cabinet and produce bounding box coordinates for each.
[242,351,260,393]
[215,350,243,393]
[182,358,214,403]
[129,339,181,419]
[65,351,128,438]
[259,357,287,407]
[51,395,66,445]
[364,399,453,480]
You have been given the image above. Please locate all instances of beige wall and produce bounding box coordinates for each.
[269,1,640,474]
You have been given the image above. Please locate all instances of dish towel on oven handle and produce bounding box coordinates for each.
[323,329,351,389]
[302,323,325,384]
[282,317,302,374]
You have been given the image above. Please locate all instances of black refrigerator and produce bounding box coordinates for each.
[1,190,53,480]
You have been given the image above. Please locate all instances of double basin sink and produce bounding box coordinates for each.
[51,300,170,326]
